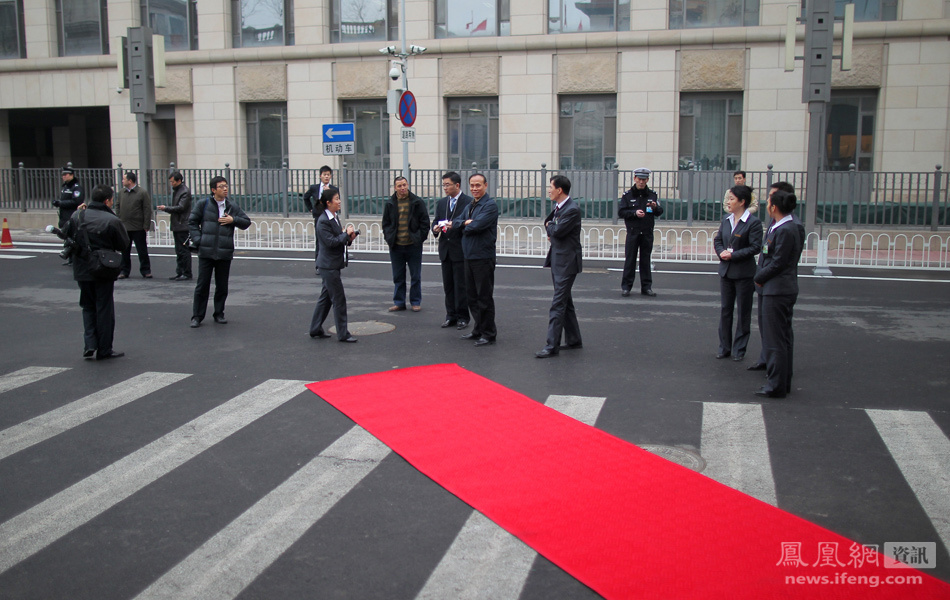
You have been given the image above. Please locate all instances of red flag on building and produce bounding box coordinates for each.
[471,19,488,33]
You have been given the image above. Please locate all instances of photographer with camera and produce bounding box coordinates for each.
[53,166,84,265]
[60,185,130,360]
[309,188,359,343]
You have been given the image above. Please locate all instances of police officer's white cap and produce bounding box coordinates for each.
[634,168,651,179]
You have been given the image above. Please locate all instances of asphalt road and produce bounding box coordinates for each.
[1,243,949,598]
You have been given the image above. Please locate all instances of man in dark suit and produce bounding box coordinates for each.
[753,189,804,398]
[433,171,472,329]
[309,188,358,343]
[713,184,762,361]
[303,165,337,274]
[748,181,802,371]
[454,173,499,347]
[536,175,583,358]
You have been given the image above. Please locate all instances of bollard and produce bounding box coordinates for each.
[812,237,833,277]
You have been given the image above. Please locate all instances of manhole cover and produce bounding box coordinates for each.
[329,320,395,336]
[639,445,706,473]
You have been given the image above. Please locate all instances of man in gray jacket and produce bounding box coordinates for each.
[189,176,251,328]
[158,171,193,280]
[115,171,153,279]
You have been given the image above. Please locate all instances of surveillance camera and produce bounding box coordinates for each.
[410,45,426,55]
[379,45,396,55]
[116,87,124,94]
[389,61,401,81]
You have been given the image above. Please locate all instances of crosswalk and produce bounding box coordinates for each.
[1,366,948,598]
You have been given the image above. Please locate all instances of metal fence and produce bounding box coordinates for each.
[2,162,947,230]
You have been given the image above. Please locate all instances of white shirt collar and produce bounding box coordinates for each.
[556,196,570,210]
[324,208,337,220]
[728,209,751,229]
[770,214,793,232]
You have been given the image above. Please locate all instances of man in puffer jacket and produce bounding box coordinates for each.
[188,176,251,328]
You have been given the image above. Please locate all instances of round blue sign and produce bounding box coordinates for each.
[399,91,417,127]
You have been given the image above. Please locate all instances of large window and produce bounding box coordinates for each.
[559,96,616,170]
[232,0,294,48]
[678,93,742,171]
[548,0,629,33]
[436,0,509,38]
[448,99,499,170]
[669,0,759,29]
[331,0,397,43]
[56,0,109,56]
[0,0,26,59]
[343,101,390,169]
[246,103,288,168]
[141,0,198,52]
[802,0,897,22]
[825,92,876,171]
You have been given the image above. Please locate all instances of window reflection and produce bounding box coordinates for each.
[669,0,759,29]
[332,0,396,43]
[548,0,629,34]
[436,0,509,38]
[234,0,293,47]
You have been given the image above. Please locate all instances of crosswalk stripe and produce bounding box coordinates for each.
[416,394,607,600]
[866,409,950,553]
[134,426,390,600]
[0,372,190,461]
[0,378,308,574]
[700,402,777,506]
[0,367,70,395]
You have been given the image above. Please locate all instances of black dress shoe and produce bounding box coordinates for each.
[460,332,479,340]
[310,331,331,339]
[456,320,469,330]
[621,289,631,297]
[441,319,457,328]
[117,274,128,279]
[535,347,558,358]
[732,353,745,362]
[97,351,125,360]
[641,288,657,297]
[747,362,766,371]
[169,275,181,280]
[190,318,201,328]
[83,349,95,359]
[716,352,731,359]
[754,387,786,399]
[213,315,228,324]
[340,336,358,343]
[473,337,495,347]
[561,342,583,350]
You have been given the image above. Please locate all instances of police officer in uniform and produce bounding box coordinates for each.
[54,166,85,265]
[619,167,663,297]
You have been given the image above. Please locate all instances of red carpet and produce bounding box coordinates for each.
[307,364,949,599]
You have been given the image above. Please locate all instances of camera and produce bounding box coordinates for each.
[46,225,81,260]
[389,61,402,81]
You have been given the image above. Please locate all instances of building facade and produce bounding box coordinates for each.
[0,0,947,176]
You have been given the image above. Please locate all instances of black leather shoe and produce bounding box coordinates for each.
[474,337,495,347]
[561,342,583,350]
[456,320,469,330]
[441,319,457,328]
[754,387,786,399]
[117,274,128,279]
[716,352,731,359]
[641,288,657,297]
[190,318,201,328]
[83,349,95,359]
[213,315,228,324]
[535,347,558,358]
[460,332,478,340]
[747,362,767,371]
[340,336,358,343]
[97,351,125,360]
[169,275,181,280]
[310,331,331,339]
[732,353,745,362]
[621,289,631,297]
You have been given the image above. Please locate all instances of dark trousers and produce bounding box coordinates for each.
[718,276,755,356]
[78,279,116,358]
[546,271,581,349]
[121,229,151,277]
[465,258,496,340]
[389,243,423,307]
[313,228,321,272]
[172,230,192,277]
[310,268,350,340]
[761,293,797,395]
[440,258,469,322]
[621,230,654,291]
[192,257,231,321]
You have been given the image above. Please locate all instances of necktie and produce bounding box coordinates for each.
[449,197,456,214]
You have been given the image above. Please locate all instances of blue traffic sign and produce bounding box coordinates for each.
[322,123,355,144]
[398,91,417,127]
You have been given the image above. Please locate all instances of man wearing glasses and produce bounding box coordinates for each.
[432,171,472,329]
